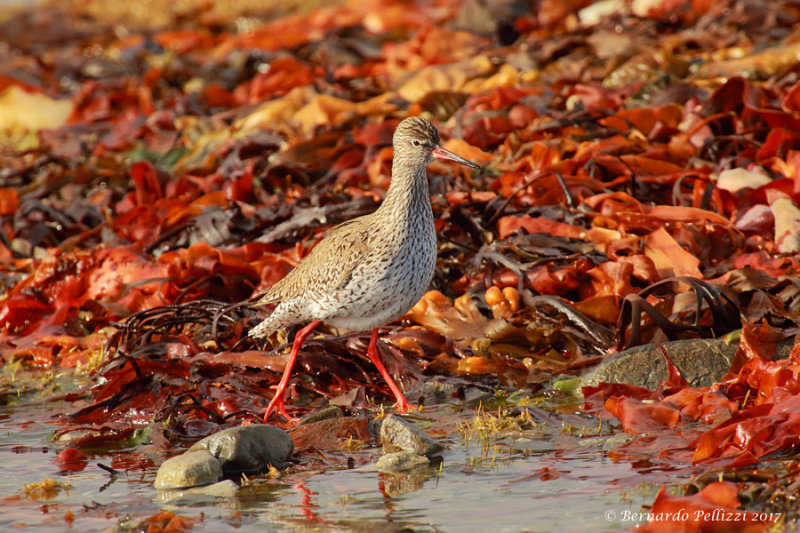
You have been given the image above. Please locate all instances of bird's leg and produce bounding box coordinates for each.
[366,328,415,413]
[264,320,322,423]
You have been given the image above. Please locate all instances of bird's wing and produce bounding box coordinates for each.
[249,292,280,307]
[253,216,373,303]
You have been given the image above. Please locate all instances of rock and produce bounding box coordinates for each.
[156,479,239,503]
[580,337,794,391]
[577,434,637,451]
[509,438,555,453]
[373,452,430,473]
[380,414,443,457]
[460,387,495,407]
[154,450,222,489]
[189,424,293,475]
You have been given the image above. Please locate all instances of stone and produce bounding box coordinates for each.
[580,337,794,391]
[380,414,443,457]
[373,452,430,473]
[189,424,293,475]
[509,438,555,453]
[156,479,239,503]
[154,450,222,489]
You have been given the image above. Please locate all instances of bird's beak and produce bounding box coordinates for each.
[433,146,481,169]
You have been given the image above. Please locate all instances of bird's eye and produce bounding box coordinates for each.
[411,139,422,146]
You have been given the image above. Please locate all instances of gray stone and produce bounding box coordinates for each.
[509,438,555,453]
[580,337,794,391]
[373,452,430,473]
[380,414,443,457]
[189,424,293,475]
[156,479,239,503]
[154,450,222,489]
[576,434,637,451]
[461,387,495,406]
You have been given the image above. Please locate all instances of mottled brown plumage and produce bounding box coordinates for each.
[250,117,480,421]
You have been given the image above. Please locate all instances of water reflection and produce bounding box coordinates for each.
[0,395,661,532]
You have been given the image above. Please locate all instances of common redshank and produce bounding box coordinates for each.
[249,117,480,422]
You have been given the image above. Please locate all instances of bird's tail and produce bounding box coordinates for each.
[248,317,277,339]
[247,293,281,339]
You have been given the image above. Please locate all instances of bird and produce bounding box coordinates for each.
[249,116,481,422]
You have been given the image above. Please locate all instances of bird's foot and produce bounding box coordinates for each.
[391,394,417,414]
[261,320,322,424]
[263,395,300,423]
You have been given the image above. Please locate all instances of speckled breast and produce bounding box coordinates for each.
[324,212,437,331]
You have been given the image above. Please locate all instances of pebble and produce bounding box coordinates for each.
[153,424,294,489]
[154,450,222,489]
[373,451,430,473]
[189,424,294,475]
[380,414,443,457]
[157,479,239,503]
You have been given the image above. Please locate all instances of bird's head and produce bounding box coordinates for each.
[393,117,480,169]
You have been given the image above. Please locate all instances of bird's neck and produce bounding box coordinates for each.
[376,161,432,223]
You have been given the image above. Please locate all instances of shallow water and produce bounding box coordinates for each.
[0,375,660,533]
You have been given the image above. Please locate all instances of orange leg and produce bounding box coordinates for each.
[366,328,415,413]
[263,320,321,423]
